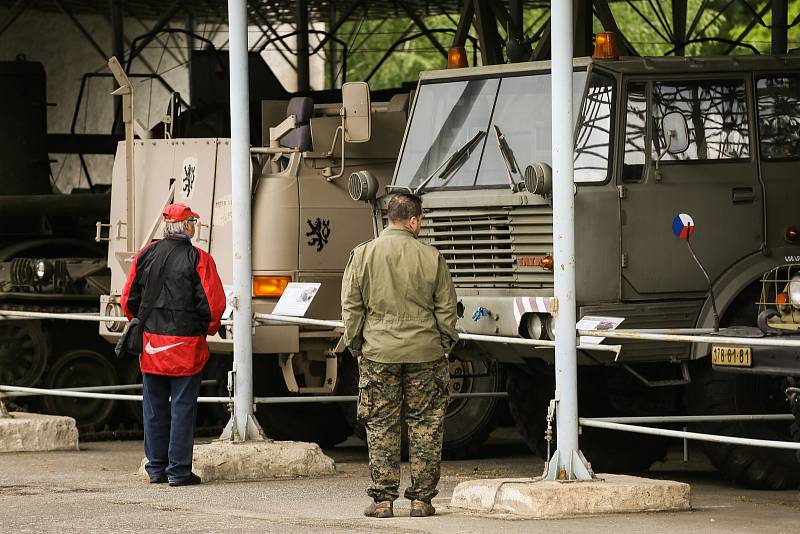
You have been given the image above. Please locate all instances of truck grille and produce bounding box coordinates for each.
[400,206,554,287]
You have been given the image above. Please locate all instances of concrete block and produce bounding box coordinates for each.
[450,474,691,518]
[138,440,336,483]
[0,412,79,452]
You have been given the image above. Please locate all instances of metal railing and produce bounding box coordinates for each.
[580,418,800,451]
[0,384,505,404]
[3,307,800,455]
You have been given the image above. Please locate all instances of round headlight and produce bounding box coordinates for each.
[789,275,800,309]
[544,315,556,340]
[35,260,53,282]
[348,170,379,202]
[523,162,552,196]
[522,313,544,339]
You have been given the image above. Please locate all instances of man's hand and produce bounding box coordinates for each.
[444,352,449,360]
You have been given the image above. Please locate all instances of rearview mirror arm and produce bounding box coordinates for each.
[322,111,347,181]
[653,131,673,183]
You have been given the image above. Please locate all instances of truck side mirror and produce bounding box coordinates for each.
[324,82,372,181]
[342,81,371,143]
[652,111,689,183]
[661,111,689,155]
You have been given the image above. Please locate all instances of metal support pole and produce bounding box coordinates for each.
[506,0,530,63]
[545,0,592,482]
[110,0,125,138]
[572,0,593,57]
[222,0,264,442]
[772,0,788,54]
[327,2,337,89]
[452,0,475,48]
[296,0,310,92]
[672,0,687,56]
[472,0,504,65]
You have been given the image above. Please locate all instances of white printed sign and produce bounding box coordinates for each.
[272,282,321,317]
[576,315,625,345]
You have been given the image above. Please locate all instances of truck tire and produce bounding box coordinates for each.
[507,365,670,473]
[0,320,47,387]
[44,349,118,429]
[341,356,503,459]
[686,361,800,489]
[253,356,352,448]
[506,366,548,455]
[441,360,503,459]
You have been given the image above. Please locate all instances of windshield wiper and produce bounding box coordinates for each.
[413,130,486,195]
[494,125,520,191]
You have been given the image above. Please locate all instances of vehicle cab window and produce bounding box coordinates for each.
[394,70,588,192]
[651,79,749,161]
[573,72,615,183]
[622,82,647,183]
[756,75,800,159]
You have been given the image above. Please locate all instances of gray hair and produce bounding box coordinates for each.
[163,220,193,238]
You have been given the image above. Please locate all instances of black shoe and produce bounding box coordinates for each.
[168,473,201,487]
[149,475,168,484]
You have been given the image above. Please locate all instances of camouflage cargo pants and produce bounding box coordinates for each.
[357,357,450,503]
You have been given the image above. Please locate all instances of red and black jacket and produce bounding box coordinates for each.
[121,237,226,376]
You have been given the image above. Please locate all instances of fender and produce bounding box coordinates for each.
[691,246,799,358]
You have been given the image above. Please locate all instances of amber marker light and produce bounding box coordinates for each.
[253,276,291,297]
[776,292,790,305]
[786,226,798,242]
[593,32,619,60]
[447,46,468,69]
[541,255,555,271]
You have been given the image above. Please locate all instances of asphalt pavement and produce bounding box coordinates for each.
[1,428,798,533]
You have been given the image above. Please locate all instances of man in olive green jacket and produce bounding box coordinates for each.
[342,193,459,519]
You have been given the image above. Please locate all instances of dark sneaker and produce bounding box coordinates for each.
[149,475,167,484]
[410,500,435,517]
[168,473,201,487]
[364,500,393,518]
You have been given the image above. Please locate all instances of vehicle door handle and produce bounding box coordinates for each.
[731,187,755,204]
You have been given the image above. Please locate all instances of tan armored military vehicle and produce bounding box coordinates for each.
[351,43,800,488]
[98,74,412,446]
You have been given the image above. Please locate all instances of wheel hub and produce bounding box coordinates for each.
[0,322,47,387]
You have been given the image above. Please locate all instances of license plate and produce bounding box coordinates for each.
[711,346,752,367]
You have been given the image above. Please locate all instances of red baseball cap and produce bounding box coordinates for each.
[163,203,199,223]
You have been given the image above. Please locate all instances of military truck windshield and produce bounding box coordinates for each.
[756,75,800,159]
[395,71,588,190]
[395,78,498,190]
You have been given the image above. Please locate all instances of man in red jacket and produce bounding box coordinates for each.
[121,203,225,486]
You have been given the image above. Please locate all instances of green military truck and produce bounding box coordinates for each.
[349,52,800,488]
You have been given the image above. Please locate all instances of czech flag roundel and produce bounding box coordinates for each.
[672,213,695,239]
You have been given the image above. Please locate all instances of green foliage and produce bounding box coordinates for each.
[331,2,800,90]
[329,16,478,90]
